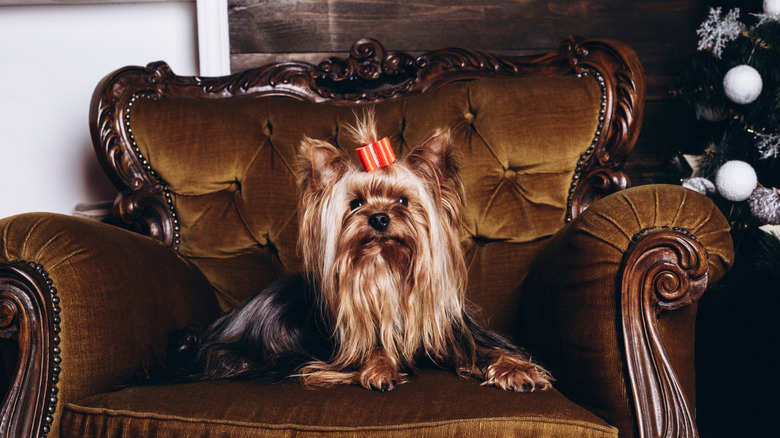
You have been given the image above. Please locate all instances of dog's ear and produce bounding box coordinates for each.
[298,136,349,191]
[405,129,460,184]
[406,129,465,225]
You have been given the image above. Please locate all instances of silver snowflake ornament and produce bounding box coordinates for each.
[755,131,780,160]
[696,7,744,58]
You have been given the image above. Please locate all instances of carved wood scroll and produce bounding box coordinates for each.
[621,228,708,438]
[562,38,645,220]
[0,261,58,437]
[89,36,645,246]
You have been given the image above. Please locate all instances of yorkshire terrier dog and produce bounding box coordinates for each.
[171,111,552,392]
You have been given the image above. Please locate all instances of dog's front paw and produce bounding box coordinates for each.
[359,368,400,392]
[481,350,552,392]
[358,353,408,392]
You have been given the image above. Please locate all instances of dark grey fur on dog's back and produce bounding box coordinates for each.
[166,273,334,383]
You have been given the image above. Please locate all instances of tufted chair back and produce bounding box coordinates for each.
[92,37,644,336]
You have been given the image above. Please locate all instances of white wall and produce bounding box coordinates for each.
[0,2,199,219]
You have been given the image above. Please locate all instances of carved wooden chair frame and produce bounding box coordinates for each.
[0,37,710,438]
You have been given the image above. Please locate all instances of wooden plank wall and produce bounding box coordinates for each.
[227,0,759,184]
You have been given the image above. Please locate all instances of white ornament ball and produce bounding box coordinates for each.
[682,177,716,195]
[765,0,780,16]
[723,65,763,105]
[715,160,758,202]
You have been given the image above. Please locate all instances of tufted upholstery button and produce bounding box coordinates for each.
[464,112,475,124]
[504,169,517,181]
[263,122,272,137]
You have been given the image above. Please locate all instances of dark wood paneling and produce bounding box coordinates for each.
[228,1,703,53]
[228,0,711,184]
[626,99,699,184]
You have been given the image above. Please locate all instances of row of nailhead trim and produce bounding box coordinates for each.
[125,94,181,249]
[13,261,61,437]
[566,69,607,222]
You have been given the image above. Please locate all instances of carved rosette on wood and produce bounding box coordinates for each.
[621,227,708,438]
[0,262,59,437]
[90,37,644,248]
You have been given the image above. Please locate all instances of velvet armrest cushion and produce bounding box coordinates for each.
[518,184,734,436]
[0,213,220,436]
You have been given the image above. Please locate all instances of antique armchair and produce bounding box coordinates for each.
[0,36,733,437]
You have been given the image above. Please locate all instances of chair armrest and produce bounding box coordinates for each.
[519,184,733,438]
[0,213,220,437]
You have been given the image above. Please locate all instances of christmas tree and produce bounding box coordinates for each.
[671,0,780,229]
[672,3,780,436]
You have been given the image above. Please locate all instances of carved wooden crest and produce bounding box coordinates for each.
[90,36,645,247]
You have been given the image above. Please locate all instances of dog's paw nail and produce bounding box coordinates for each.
[369,379,396,392]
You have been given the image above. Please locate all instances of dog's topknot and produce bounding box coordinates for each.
[345,108,379,146]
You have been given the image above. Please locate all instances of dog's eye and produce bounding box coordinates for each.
[397,197,409,207]
[349,199,364,210]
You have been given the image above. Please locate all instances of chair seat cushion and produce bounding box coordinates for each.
[60,369,617,437]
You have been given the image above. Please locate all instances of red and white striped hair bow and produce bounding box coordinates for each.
[355,137,396,172]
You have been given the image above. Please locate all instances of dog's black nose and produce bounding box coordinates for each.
[369,213,390,231]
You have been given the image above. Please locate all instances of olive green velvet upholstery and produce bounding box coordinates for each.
[518,185,733,436]
[0,51,734,437]
[0,212,220,437]
[129,76,603,334]
[61,371,617,437]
